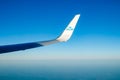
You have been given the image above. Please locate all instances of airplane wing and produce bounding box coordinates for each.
[0,14,80,54]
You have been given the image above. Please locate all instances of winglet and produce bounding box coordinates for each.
[57,14,80,42]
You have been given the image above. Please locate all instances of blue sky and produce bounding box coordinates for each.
[0,0,120,60]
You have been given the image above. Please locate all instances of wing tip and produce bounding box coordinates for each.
[76,14,80,16]
[56,14,80,42]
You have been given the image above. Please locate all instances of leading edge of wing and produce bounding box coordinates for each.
[0,14,80,54]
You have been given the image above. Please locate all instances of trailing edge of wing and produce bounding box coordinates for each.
[0,14,80,54]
